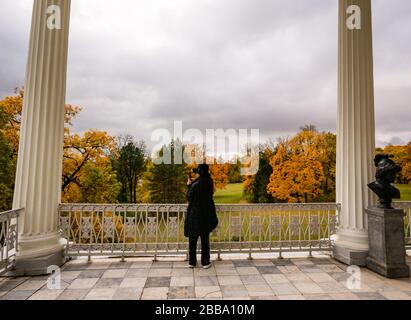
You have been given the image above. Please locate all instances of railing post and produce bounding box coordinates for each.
[0,210,21,275]
[216,250,222,261]
[154,207,159,262]
[278,208,283,259]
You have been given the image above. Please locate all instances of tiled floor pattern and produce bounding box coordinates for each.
[1,254,410,300]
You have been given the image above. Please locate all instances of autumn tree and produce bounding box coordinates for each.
[379,144,411,184]
[0,89,82,207]
[0,88,23,155]
[63,129,117,188]
[0,88,81,155]
[267,131,325,203]
[0,89,24,210]
[209,163,230,190]
[0,110,14,210]
[316,132,336,201]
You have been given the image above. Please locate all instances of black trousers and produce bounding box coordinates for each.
[189,233,210,266]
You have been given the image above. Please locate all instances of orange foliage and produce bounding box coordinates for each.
[380,143,411,184]
[267,131,325,203]
[209,162,231,190]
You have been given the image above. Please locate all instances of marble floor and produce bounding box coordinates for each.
[1,253,411,300]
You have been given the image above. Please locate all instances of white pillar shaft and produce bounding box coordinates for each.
[13,0,71,259]
[336,0,375,251]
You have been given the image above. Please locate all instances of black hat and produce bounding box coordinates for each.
[197,164,210,175]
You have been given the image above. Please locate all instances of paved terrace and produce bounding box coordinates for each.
[1,253,410,300]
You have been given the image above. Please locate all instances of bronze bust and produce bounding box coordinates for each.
[368,154,402,209]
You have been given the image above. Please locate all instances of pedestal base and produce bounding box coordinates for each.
[333,245,368,266]
[366,207,410,279]
[366,256,410,278]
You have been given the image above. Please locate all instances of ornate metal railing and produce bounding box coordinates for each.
[394,201,411,248]
[0,209,21,275]
[59,203,339,259]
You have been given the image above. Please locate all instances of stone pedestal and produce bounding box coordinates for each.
[366,207,410,278]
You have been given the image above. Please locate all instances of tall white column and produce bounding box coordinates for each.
[13,0,71,275]
[333,0,376,266]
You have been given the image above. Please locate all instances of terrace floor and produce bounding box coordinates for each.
[1,253,411,300]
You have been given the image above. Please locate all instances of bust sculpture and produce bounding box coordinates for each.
[368,154,402,209]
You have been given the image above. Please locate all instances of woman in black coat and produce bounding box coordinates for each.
[185,164,218,268]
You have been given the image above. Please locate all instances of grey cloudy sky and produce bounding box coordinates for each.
[1,0,410,148]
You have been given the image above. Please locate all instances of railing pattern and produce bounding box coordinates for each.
[0,209,21,275]
[59,203,339,259]
[394,201,411,248]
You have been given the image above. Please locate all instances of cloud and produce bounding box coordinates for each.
[0,0,410,150]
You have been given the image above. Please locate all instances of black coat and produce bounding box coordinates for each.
[184,177,218,238]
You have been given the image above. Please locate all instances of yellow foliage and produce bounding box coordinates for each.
[0,89,82,155]
[0,89,23,154]
[62,130,118,201]
[379,143,411,184]
[0,88,120,203]
[267,131,325,203]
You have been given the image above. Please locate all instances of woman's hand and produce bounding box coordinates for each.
[187,177,192,186]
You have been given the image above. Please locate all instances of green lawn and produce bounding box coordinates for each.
[214,183,411,203]
[214,183,245,204]
[396,184,411,201]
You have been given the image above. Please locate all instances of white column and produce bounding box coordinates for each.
[13,0,71,274]
[334,0,376,265]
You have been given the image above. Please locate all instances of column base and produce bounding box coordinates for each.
[333,244,369,266]
[9,233,67,276]
[10,249,66,276]
[332,228,369,266]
